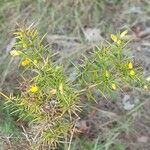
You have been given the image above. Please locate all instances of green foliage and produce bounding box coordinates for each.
[0,101,20,136]
[77,32,147,99]
[5,26,80,148]
[0,26,148,149]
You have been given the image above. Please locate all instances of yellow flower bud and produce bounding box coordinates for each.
[130,70,135,76]
[105,71,109,78]
[128,62,133,69]
[146,76,150,82]
[33,60,38,64]
[10,50,21,57]
[50,89,57,95]
[144,85,148,90]
[111,84,117,90]
[117,40,121,45]
[59,83,64,94]
[120,30,128,38]
[111,34,118,42]
[23,43,27,48]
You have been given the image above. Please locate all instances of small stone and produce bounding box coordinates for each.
[122,94,135,110]
[83,28,102,42]
[123,101,134,110]
[137,136,148,143]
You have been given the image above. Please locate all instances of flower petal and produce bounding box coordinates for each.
[120,30,128,38]
[10,50,21,56]
[111,34,118,42]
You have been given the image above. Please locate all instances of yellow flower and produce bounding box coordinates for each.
[111,34,118,42]
[50,89,57,95]
[111,84,117,90]
[10,50,21,57]
[30,85,39,93]
[128,62,133,69]
[59,83,64,94]
[130,70,135,76]
[120,30,128,38]
[21,59,30,66]
[111,34,122,45]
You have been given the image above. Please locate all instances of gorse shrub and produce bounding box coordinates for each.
[77,31,147,99]
[5,26,80,148]
[0,26,148,149]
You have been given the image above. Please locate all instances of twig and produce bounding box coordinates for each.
[67,121,77,150]
[21,125,32,146]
